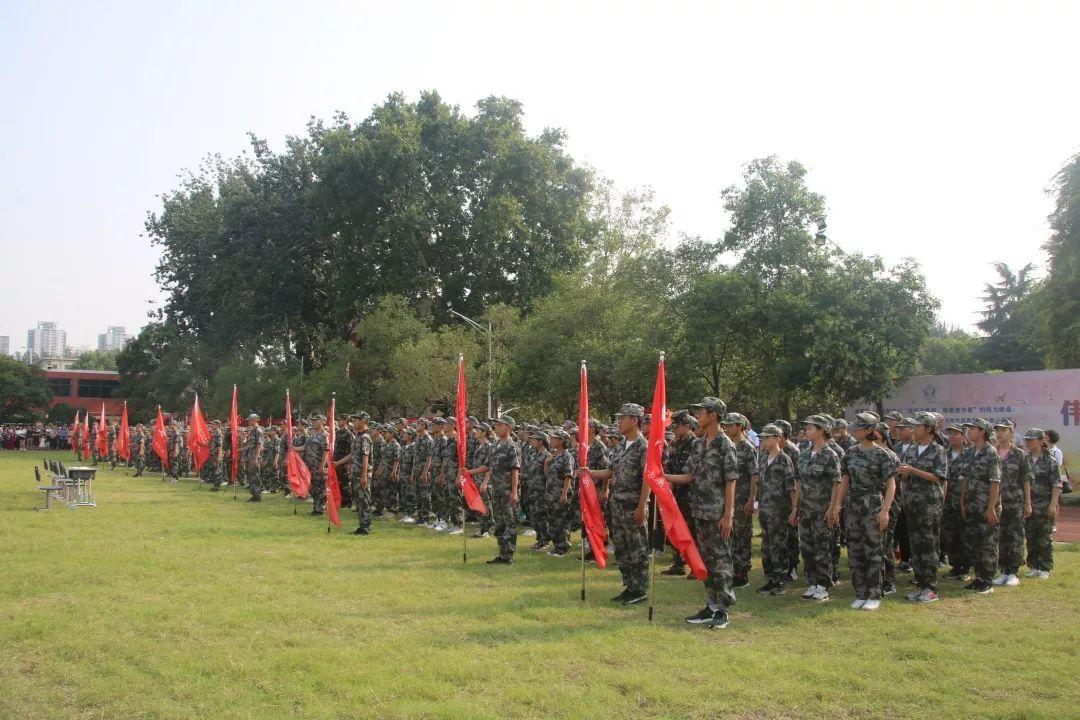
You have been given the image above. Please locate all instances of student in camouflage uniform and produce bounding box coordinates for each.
[335,415,354,509]
[132,425,146,476]
[775,420,801,581]
[260,426,279,494]
[107,419,119,470]
[411,420,436,526]
[797,415,841,601]
[524,431,552,550]
[397,427,418,522]
[959,419,1002,594]
[345,412,373,535]
[722,413,758,588]
[544,430,576,556]
[167,420,183,482]
[371,424,384,510]
[662,397,739,628]
[828,412,897,611]
[203,420,224,490]
[1022,428,1061,578]
[301,415,330,514]
[428,418,447,529]
[472,423,495,537]
[375,425,401,517]
[897,412,949,602]
[992,420,1031,587]
[239,415,264,501]
[756,424,798,595]
[466,417,521,564]
[661,411,697,576]
[439,418,463,534]
[581,418,611,562]
[941,423,970,580]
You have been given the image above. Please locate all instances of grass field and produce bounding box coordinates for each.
[2,450,1078,719]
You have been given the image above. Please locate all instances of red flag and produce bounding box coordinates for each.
[644,355,707,580]
[95,402,108,456]
[71,411,80,457]
[325,397,343,527]
[577,361,608,569]
[455,356,487,514]
[81,410,91,460]
[152,406,170,470]
[284,389,311,498]
[117,402,131,462]
[229,385,239,483]
[187,395,211,472]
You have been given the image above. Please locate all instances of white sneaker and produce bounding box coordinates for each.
[801,585,817,599]
[991,573,1008,586]
[1004,574,1020,587]
[862,599,881,611]
[400,515,415,524]
[523,528,537,537]
[810,586,830,601]
[1037,570,1051,579]
[1025,569,1041,578]
[448,526,463,535]
[905,589,923,602]
[850,598,866,610]
[789,568,799,581]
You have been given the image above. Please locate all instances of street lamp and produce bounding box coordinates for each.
[813,220,847,256]
[448,308,493,419]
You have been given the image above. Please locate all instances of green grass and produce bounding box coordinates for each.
[2,450,1078,720]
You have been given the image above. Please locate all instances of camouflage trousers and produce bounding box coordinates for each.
[881,497,901,584]
[445,475,462,526]
[490,480,518,560]
[309,469,326,512]
[963,508,1000,582]
[787,523,800,572]
[694,514,736,610]
[134,454,145,476]
[201,458,222,489]
[610,499,649,595]
[431,476,447,519]
[260,464,276,494]
[400,474,417,515]
[997,501,1026,575]
[759,504,791,584]
[479,481,495,533]
[415,477,432,523]
[1024,507,1054,571]
[940,499,967,572]
[846,494,885,601]
[526,475,549,543]
[799,506,834,588]
[905,493,943,590]
[355,478,372,531]
[669,486,696,570]
[109,448,117,469]
[245,463,262,499]
[546,478,573,553]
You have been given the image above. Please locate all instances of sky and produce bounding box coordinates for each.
[2,0,1078,352]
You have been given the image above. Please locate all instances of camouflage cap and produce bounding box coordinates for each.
[992,419,1015,430]
[588,418,604,430]
[832,417,848,429]
[898,417,916,429]
[720,412,744,426]
[688,397,727,414]
[773,419,793,436]
[913,412,937,428]
[551,429,571,443]
[404,425,417,436]
[349,411,370,421]
[528,429,548,441]
[884,411,904,421]
[875,422,890,437]
[246,413,260,421]
[802,414,831,430]
[431,417,446,426]
[759,423,782,437]
[615,403,645,419]
[466,415,479,425]
[963,418,993,433]
[1022,427,1045,440]
[673,410,699,429]
[850,412,879,430]
[211,419,222,425]
[665,431,675,442]
[944,422,964,434]
[494,415,516,430]
[475,422,490,432]
[309,413,326,422]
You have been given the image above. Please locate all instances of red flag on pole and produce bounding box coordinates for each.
[117,402,131,462]
[325,396,343,527]
[187,395,211,472]
[71,411,80,457]
[152,406,170,470]
[644,354,707,580]
[229,385,239,483]
[81,410,91,460]
[456,356,487,514]
[95,402,109,456]
[284,389,311,498]
[577,361,608,569]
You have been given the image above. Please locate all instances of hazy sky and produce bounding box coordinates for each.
[2,1,1077,351]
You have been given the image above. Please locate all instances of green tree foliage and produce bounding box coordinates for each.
[915,324,988,375]
[47,403,77,424]
[1041,152,1080,368]
[69,349,119,371]
[974,262,1045,372]
[0,356,52,420]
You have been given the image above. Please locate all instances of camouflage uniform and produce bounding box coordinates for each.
[666,433,696,571]
[203,426,224,489]
[782,438,801,574]
[412,431,436,524]
[684,432,740,609]
[430,431,447,521]
[240,426,264,500]
[398,437,416,515]
[942,447,969,573]
[545,447,576,553]
[523,442,551,543]
[901,441,948,590]
[133,430,146,476]
[997,446,1031,576]
[584,435,611,556]
[732,437,760,580]
[962,442,1003,583]
[759,449,796,585]
[880,443,903,588]
[488,437,522,560]
[1025,452,1061,571]
[610,433,650,596]
[441,433,462,526]
[796,445,841,588]
[475,438,494,534]
[167,427,182,480]
[260,432,279,493]
[107,424,118,469]
[376,435,401,513]
[350,429,373,531]
[842,444,898,601]
[335,425,354,509]
[301,428,329,512]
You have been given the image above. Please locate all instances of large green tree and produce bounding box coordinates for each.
[974,262,1044,372]
[69,349,119,371]
[0,356,52,420]
[1041,152,1080,368]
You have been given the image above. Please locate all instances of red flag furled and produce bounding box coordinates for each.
[284,389,311,498]
[70,411,81,457]
[455,356,487,514]
[577,361,608,569]
[95,402,109,457]
[187,395,211,472]
[81,411,91,460]
[229,385,239,483]
[152,406,170,470]
[325,396,343,527]
[643,354,707,580]
[117,402,131,462]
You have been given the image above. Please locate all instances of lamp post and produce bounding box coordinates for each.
[813,220,848,256]
[448,309,493,419]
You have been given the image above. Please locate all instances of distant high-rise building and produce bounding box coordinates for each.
[97,326,128,352]
[26,321,66,361]
[0,336,9,356]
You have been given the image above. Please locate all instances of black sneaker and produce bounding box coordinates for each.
[709,609,730,629]
[611,590,631,603]
[831,572,841,584]
[973,579,994,594]
[757,581,777,594]
[945,569,969,581]
[549,549,568,558]
[685,607,716,624]
[351,528,370,535]
[247,497,260,503]
[963,580,979,591]
[622,593,648,605]
[732,575,750,589]
[882,583,896,596]
[662,566,686,576]
[769,583,787,596]
[486,556,513,565]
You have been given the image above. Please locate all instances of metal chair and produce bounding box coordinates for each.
[34,466,63,510]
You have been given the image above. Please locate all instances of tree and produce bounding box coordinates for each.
[69,349,119,371]
[914,324,987,375]
[48,403,77,424]
[0,356,51,419]
[1041,152,1080,368]
[974,262,1044,372]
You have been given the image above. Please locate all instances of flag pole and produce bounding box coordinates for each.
[580,359,587,602]
[459,354,468,565]
[647,351,664,622]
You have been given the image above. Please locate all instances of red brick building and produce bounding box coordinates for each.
[45,369,125,417]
